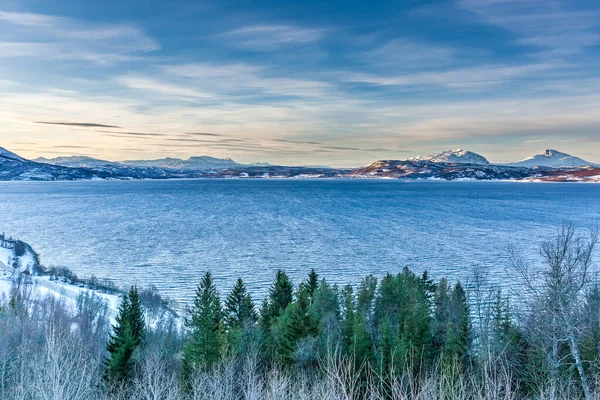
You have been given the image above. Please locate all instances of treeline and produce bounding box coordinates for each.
[1,223,600,399]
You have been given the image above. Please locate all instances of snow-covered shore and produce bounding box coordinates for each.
[0,237,120,318]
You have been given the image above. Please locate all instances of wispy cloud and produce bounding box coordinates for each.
[162,63,334,99]
[342,62,558,90]
[96,130,165,137]
[0,11,158,65]
[36,121,122,128]
[362,38,457,68]
[116,76,213,100]
[219,25,326,50]
[459,0,600,56]
[180,132,223,137]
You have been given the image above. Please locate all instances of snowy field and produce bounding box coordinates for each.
[0,241,120,317]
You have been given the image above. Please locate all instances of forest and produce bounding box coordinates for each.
[1,222,599,400]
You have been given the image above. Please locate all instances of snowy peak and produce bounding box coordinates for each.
[122,155,241,170]
[0,147,26,162]
[34,156,118,168]
[409,149,490,165]
[509,149,597,168]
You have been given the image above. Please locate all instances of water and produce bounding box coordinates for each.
[0,179,599,307]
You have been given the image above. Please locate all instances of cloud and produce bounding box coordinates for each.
[0,11,159,65]
[36,121,122,128]
[459,0,600,56]
[342,62,558,90]
[219,25,326,50]
[180,132,223,137]
[362,38,457,68]
[49,145,91,149]
[322,146,391,152]
[272,139,323,145]
[162,63,334,99]
[96,130,165,137]
[116,76,213,100]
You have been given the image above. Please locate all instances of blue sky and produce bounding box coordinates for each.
[1,0,599,166]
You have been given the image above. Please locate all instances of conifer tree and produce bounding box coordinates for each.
[357,275,377,317]
[275,287,317,366]
[127,286,145,346]
[352,313,375,377]
[182,272,223,375]
[305,269,319,304]
[268,270,294,319]
[259,270,294,362]
[340,285,356,357]
[104,286,146,384]
[310,279,340,324]
[443,282,471,370]
[433,278,451,354]
[224,278,257,329]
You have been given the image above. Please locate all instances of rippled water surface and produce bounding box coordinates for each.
[1,180,599,306]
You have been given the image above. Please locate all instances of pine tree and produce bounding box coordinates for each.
[340,285,356,357]
[104,287,146,384]
[433,278,451,355]
[305,269,319,304]
[357,275,377,317]
[224,278,257,329]
[352,312,375,376]
[269,270,294,319]
[127,286,145,346]
[182,272,223,375]
[275,287,317,366]
[443,282,471,371]
[310,279,340,324]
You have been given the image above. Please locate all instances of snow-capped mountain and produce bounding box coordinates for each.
[508,149,597,168]
[0,147,118,181]
[0,146,26,162]
[409,149,490,165]
[122,156,241,171]
[35,155,175,178]
[351,159,530,180]
[35,156,121,168]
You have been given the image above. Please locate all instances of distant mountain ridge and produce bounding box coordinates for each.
[39,155,270,171]
[1,146,599,182]
[35,156,121,168]
[506,149,598,168]
[122,155,242,170]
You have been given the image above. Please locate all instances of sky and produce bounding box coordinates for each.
[0,0,599,167]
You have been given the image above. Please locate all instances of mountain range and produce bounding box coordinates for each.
[2,147,599,182]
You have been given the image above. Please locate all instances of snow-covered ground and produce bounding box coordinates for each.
[0,241,121,318]
[0,241,37,273]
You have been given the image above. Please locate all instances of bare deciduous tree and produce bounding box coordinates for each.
[512,222,599,400]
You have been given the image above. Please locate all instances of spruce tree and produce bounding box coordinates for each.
[269,270,294,319]
[224,278,257,329]
[443,282,471,371]
[182,272,223,375]
[275,287,317,366]
[340,285,356,357]
[433,278,451,354]
[127,286,145,346]
[104,287,146,384]
[305,269,319,304]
